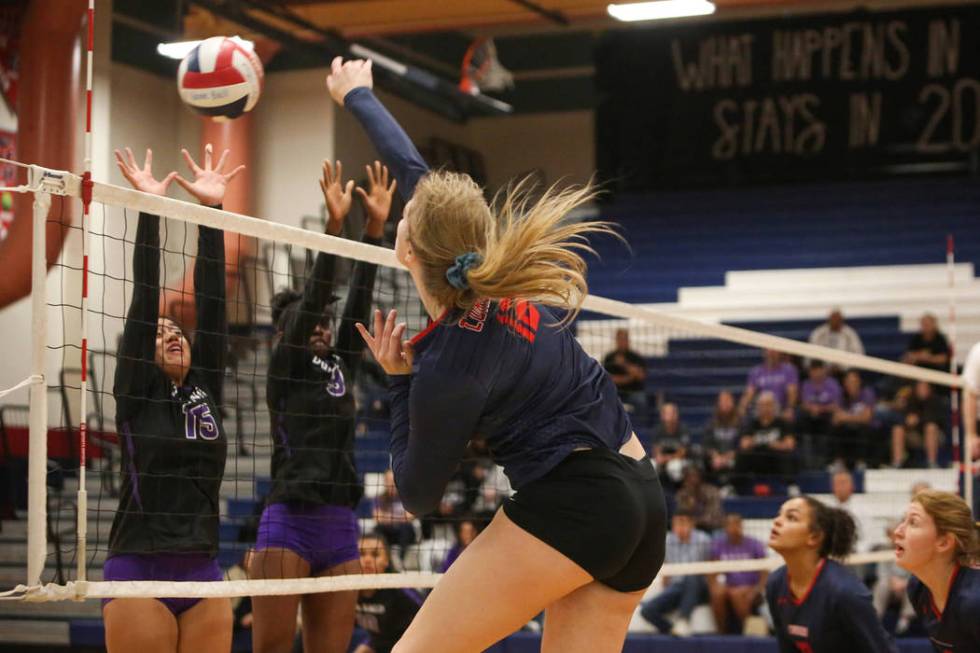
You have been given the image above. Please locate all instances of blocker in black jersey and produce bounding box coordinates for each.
[767,558,897,653]
[908,565,980,652]
[355,587,423,653]
[265,233,381,507]
[110,211,227,556]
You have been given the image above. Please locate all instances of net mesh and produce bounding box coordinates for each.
[0,168,966,632]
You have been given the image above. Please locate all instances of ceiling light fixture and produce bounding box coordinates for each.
[156,36,254,60]
[607,0,716,22]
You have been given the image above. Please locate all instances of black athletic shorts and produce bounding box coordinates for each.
[502,447,667,593]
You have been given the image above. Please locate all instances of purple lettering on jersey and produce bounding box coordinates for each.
[184,403,218,440]
[326,364,346,397]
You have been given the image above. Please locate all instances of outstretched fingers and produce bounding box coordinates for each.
[225,164,246,183]
[181,148,202,175]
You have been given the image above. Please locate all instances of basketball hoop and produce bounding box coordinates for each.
[460,37,514,95]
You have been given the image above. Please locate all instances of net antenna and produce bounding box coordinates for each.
[460,37,514,96]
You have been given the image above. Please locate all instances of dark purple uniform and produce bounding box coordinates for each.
[767,559,896,653]
[908,565,980,652]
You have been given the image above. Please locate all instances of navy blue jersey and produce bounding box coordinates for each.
[344,88,632,515]
[355,587,423,653]
[110,212,227,556]
[767,559,896,653]
[266,234,380,507]
[908,565,980,652]
[388,300,631,514]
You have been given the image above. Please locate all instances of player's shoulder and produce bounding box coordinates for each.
[767,565,787,594]
[953,566,980,611]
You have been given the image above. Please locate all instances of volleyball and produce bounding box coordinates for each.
[177,36,263,120]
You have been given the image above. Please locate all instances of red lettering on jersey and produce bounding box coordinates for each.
[459,299,491,332]
[497,299,540,343]
[793,643,813,653]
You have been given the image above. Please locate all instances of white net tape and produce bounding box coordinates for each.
[6,164,963,602]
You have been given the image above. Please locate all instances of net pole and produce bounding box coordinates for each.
[27,189,51,586]
[74,0,95,582]
[948,235,971,511]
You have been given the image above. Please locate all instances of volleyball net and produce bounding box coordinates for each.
[0,161,970,610]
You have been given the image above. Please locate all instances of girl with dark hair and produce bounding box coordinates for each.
[249,160,395,653]
[894,489,980,651]
[105,145,241,652]
[766,496,896,652]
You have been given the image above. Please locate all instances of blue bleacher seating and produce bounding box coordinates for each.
[588,178,980,304]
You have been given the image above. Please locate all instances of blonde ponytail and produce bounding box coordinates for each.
[409,171,617,323]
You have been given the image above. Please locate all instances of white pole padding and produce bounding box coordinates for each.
[27,191,51,586]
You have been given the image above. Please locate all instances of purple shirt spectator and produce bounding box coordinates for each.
[440,544,462,573]
[802,376,843,408]
[747,362,798,408]
[711,534,768,587]
[844,387,876,415]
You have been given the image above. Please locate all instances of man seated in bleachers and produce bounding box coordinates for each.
[830,370,877,470]
[738,349,798,422]
[702,390,742,489]
[798,360,843,468]
[639,510,712,637]
[372,469,417,567]
[603,327,648,414]
[828,469,883,553]
[808,309,865,376]
[901,313,950,373]
[651,402,692,492]
[890,380,946,468]
[734,392,799,495]
[872,520,917,636]
[674,466,724,533]
[708,514,768,634]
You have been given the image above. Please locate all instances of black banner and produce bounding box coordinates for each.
[595,5,980,190]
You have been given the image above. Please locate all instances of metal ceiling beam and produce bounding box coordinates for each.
[507,0,570,25]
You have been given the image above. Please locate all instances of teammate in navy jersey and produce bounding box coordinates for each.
[327,57,667,653]
[248,160,395,653]
[766,496,896,653]
[354,534,423,653]
[104,145,243,653]
[894,489,980,652]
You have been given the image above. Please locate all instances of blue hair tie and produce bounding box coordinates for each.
[445,252,482,290]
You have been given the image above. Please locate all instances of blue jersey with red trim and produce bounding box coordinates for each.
[342,86,632,516]
[387,299,632,515]
[766,559,896,653]
[908,565,980,652]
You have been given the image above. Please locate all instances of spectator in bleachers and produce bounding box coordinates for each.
[702,390,741,488]
[738,350,798,422]
[735,392,799,495]
[902,313,950,373]
[355,534,423,653]
[603,328,648,413]
[871,520,916,636]
[890,381,945,469]
[707,514,768,634]
[639,510,712,637]
[440,518,478,572]
[652,402,692,491]
[829,470,881,553]
[373,469,417,562]
[798,360,843,466]
[469,462,512,522]
[830,370,876,471]
[808,309,865,375]
[674,466,724,533]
